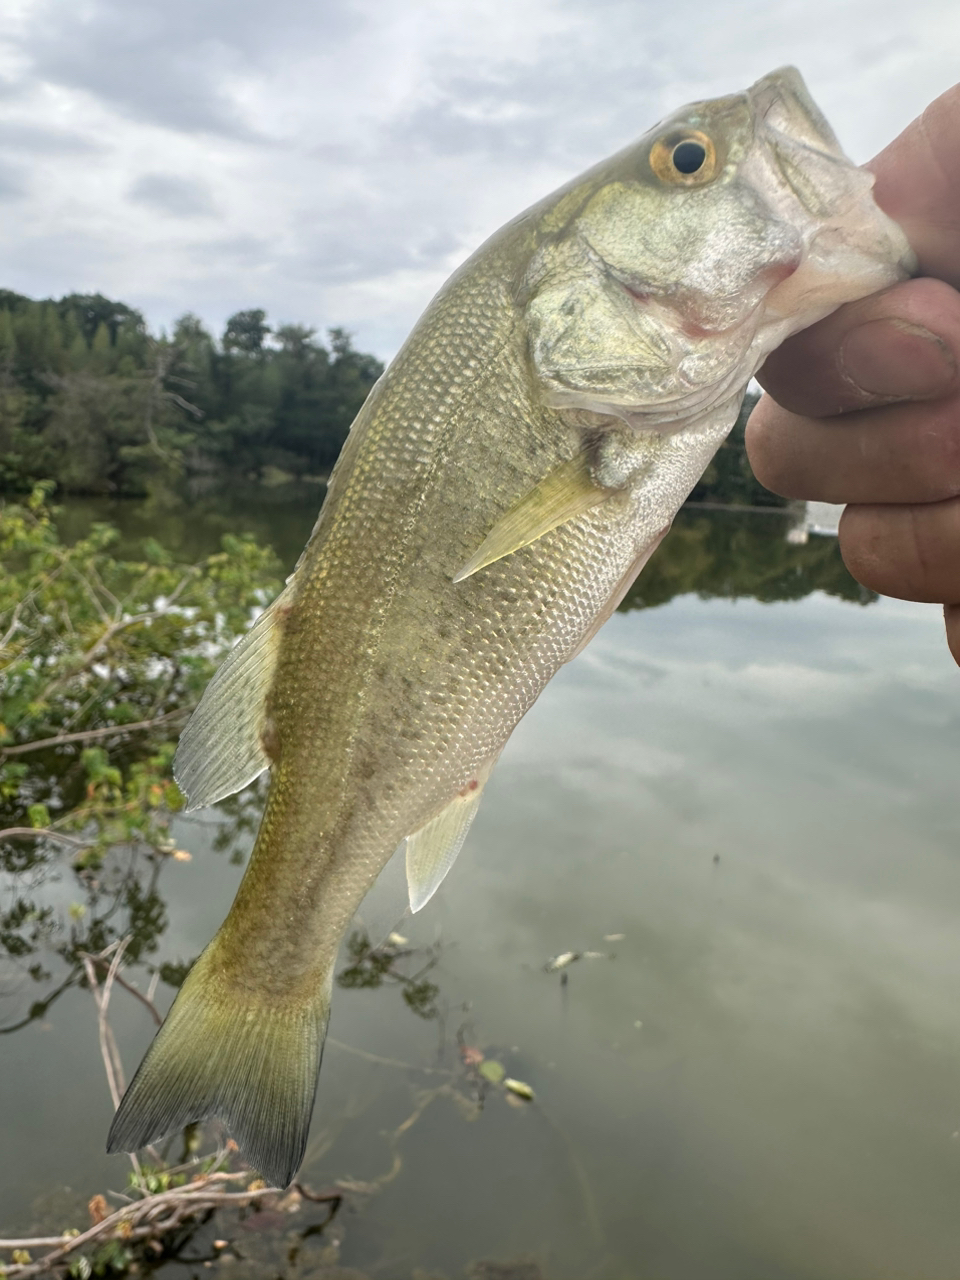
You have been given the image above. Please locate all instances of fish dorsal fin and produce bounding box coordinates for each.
[405,758,498,912]
[453,451,609,582]
[173,586,292,812]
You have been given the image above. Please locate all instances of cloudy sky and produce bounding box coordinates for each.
[0,0,957,358]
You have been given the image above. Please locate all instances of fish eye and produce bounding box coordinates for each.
[672,140,706,173]
[649,129,718,186]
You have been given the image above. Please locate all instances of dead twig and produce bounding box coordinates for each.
[326,1036,451,1076]
[81,938,131,1110]
[0,827,90,847]
[1,707,190,759]
[0,1174,284,1278]
[81,938,148,1184]
[84,952,163,1027]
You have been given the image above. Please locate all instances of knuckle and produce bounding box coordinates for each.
[744,400,802,496]
[840,500,960,601]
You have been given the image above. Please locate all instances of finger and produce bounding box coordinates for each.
[745,391,960,505]
[756,276,959,418]
[838,498,960,603]
[868,84,960,289]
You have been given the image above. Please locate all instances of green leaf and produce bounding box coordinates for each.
[27,802,51,829]
[478,1058,505,1084]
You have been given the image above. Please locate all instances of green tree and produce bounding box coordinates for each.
[0,290,380,492]
[58,292,145,347]
[88,320,113,373]
[0,309,14,364]
[222,308,270,355]
[0,486,281,1012]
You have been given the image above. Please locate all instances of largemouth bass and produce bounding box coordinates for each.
[108,68,914,1186]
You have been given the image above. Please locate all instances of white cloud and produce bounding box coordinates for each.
[0,0,956,353]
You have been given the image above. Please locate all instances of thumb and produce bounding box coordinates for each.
[868,83,960,289]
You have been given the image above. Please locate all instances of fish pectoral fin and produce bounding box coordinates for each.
[453,451,610,582]
[405,758,498,912]
[173,583,293,812]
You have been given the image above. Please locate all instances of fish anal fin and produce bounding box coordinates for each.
[453,451,611,582]
[405,758,497,912]
[173,584,293,812]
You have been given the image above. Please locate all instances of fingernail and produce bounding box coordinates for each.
[839,319,956,401]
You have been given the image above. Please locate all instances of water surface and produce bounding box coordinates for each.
[2,495,958,1278]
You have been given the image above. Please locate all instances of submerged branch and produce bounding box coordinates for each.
[0,827,90,847]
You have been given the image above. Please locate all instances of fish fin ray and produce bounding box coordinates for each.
[107,946,329,1188]
[353,839,411,948]
[405,758,498,912]
[453,452,609,582]
[173,585,292,811]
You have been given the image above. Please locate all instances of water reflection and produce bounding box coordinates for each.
[623,507,873,610]
[0,784,263,1036]
[55,483,873,605]
[3,498,957,1279]
[53,479,327,571]
[3,499,871,1035]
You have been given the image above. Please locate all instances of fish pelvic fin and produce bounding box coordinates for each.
[405,757,498,912]
[453,451,609,583]
[173,584,293,812]
[106,946,330,1188]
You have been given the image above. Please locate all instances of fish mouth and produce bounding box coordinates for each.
[746,66,917,285]
[749,67,869,220]
[747,67,846,162]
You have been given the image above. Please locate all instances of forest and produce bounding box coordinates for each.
[0,290,383,495]
[0,287,783,506]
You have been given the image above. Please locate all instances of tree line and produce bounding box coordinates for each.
[0,286,783,506]
[0,290,383,494]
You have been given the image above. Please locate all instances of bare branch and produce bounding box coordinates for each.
[165,391,204,419]
[1,707,190,759]
[0,1174,286,1278]
[0,597,26,651]
[84,561,123,619]
[82,939,148,1185]
[82,938,130,1109]
[0,827,90,848]
[66,563,112,625]
[83,951,163,1027]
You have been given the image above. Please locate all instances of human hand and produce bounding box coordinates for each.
[746,84,960,666]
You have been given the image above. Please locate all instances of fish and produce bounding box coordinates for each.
[107,67,914,1187]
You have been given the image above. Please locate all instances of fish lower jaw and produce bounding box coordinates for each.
[762,256,895,323]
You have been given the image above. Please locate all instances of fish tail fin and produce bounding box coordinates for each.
[106,947,331,1188]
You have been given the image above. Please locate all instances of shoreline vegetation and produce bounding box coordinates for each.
[0,929,546,1279]
[0,288,783,510]
[0,488,552,1276]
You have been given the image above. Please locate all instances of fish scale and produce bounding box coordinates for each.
[108,67,914,1187]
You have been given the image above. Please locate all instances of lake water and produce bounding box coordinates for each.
[2,491,959,1279]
